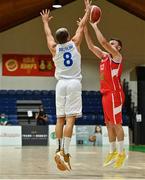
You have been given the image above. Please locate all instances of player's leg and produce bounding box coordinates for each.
[113,116,127,168]
[113,124,127,168]
[102,93,118,166]
[55,80,66,152]
[55,117,65,152]
[103,124,118,166]
[54,80,69,171]
[62,79,82,170]
[64,116,76,154]
[106,123,117,152]
[63,116,76,170]
[115,123,124,153]
[112,91,127,168]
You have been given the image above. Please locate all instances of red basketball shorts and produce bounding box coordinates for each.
[102,91,125,124]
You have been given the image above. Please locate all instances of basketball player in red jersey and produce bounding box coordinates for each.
[84,21,127,168]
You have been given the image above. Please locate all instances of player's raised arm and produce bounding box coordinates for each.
[90,22,121,60]
[84,25,105,59]
[40,9,56,56]
[72,0,91,48]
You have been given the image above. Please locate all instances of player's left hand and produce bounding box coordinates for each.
[77,18,82,26]
[90,20,99,29]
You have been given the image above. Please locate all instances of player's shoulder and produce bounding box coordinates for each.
[70,39,76,45]
[112,53,122,63]
[71,38,80,47]
[101,52,110,60]
[70,39,81,52]
[104,52,122,63]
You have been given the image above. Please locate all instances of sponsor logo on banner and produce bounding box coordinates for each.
[2,54,55,76]
[22,125,48,145]
[49,125,76,145]
[0,126,22,146]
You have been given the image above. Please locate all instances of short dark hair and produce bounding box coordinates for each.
[110,38,122,48]
[55,28,69,44]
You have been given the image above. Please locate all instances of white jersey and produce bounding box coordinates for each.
[53,41,82,80]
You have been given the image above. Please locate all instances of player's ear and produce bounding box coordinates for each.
[67,34,70,41]
[118,46,121,51]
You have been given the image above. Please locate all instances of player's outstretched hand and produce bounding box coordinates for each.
[77,18,82,26]
[90,20,100,29]
[84,0,91,13]
[40,9,53,23]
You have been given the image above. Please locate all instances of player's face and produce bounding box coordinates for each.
[109,40,119,50]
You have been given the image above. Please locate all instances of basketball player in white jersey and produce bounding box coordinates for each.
[40,0,91,171]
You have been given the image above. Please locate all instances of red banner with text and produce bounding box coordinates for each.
[2,54,55,76]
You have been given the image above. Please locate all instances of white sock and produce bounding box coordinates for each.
[63,137,71,154]
[109,141,116,153]
[56,138,62,151]
[118,140,124,154]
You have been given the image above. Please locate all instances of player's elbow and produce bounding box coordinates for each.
[44,30,49,37]
[88,45,93,51]
[88,43,94,51]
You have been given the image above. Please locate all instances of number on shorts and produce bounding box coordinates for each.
[63,52,73,67]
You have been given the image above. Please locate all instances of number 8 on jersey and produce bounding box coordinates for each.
[63,52,73,67]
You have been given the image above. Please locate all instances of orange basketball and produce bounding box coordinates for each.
[90,5,101,23]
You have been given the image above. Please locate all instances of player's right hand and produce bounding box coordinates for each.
[40,9,53,23]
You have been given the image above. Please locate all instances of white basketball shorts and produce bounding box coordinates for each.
[56,79,82,118]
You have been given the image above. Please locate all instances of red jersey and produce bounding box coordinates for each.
[100,53,123,94]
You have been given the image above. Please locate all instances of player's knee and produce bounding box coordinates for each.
[107,123,114,129]
[65,121,74,129]
[56,117,65,125]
